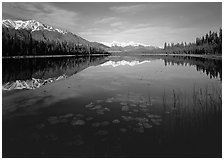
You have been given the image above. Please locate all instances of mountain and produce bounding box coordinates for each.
[3,19,67,34]
[101,41,159,52]
[102,41,151,47]
[2,19,109,55]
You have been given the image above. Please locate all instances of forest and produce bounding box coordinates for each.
[164,28,222,55]
[2,27,108,57]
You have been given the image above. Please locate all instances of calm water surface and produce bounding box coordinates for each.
[2,55,222,157]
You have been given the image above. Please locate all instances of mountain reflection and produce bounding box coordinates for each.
[101,60,151,67]
[3,56,107,84]
[2,55,221,90]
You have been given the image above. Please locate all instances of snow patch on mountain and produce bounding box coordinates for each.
[2,19,67,34]
[101,41,151,47]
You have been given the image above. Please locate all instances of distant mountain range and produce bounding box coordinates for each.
[101,41,159,52]
[102,41,151,47]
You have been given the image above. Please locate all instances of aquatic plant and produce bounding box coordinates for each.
[159,84,221,156]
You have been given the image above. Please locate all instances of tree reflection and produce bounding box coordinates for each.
[3,56,107,83]
[163,56,222,80]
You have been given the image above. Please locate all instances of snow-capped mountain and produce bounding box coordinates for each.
[101,41,151,47]
[101,41,159,52]
[3,19,67,34]
[2,19,109,51]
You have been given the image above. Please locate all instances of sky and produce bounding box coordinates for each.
[2,2,222,47]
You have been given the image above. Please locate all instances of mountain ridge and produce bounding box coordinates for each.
[2,19,109,52]
[3,19,67,34]
[101,41,159,52]
[101,41,152,47]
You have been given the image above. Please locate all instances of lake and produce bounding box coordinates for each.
[2,55,222,158]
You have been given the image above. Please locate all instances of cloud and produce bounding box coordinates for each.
[2,2,79,32]
[110,22,123,27]
[93,16,125,28]
[110,4,146,13]
[79,27,119,36]
[94,17,119,24]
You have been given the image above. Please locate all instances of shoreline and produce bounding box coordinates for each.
[110,53,222,60]
[2,54,110,59]
[140,53,222,60]
[2,53,222,60]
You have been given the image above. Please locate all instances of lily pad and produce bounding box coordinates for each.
[120,102,128,105]
[112,119,120,124]
[105,100,113,103]
[71,119,85,126]
[130,104,137,107]
[143,122,153,129]
[101,121,110,126]
[96,130,109,136]
[47,116,58,122]
[104,107,111,111]
[96,100,103,103]
[49,120,60,125]
[47,116,60,125]
[59,113,74,119]
[86,117,94,121]
[85,103,94,108]
[135,117,149,123]
[122,116,133,121]
[137,122,144,128]
[65,135,84,146]
[133,127,144,133]
[92,105,102,110]
[60,119,68,123]
[120,128,127,133]
[153,115,161,118]
[105,98,114,103]
[151,119,161,125]
[121,106,129,111]
[139,104,147,108]
[140,108,150,112]
[92,122,101,127]
[76,114,84,118]
[147,114,161,119]
[96,110,104,115]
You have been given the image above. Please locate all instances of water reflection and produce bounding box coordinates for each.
[163,56,222,80]
[2,55,222,157]
[3,55,221,84]
[2,56,108,89]
[101,60,151,67]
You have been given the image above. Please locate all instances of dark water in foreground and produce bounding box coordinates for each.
[2,55,222,157]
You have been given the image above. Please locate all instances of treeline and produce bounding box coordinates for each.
[2,28,108,57]
[164,28,222,55]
